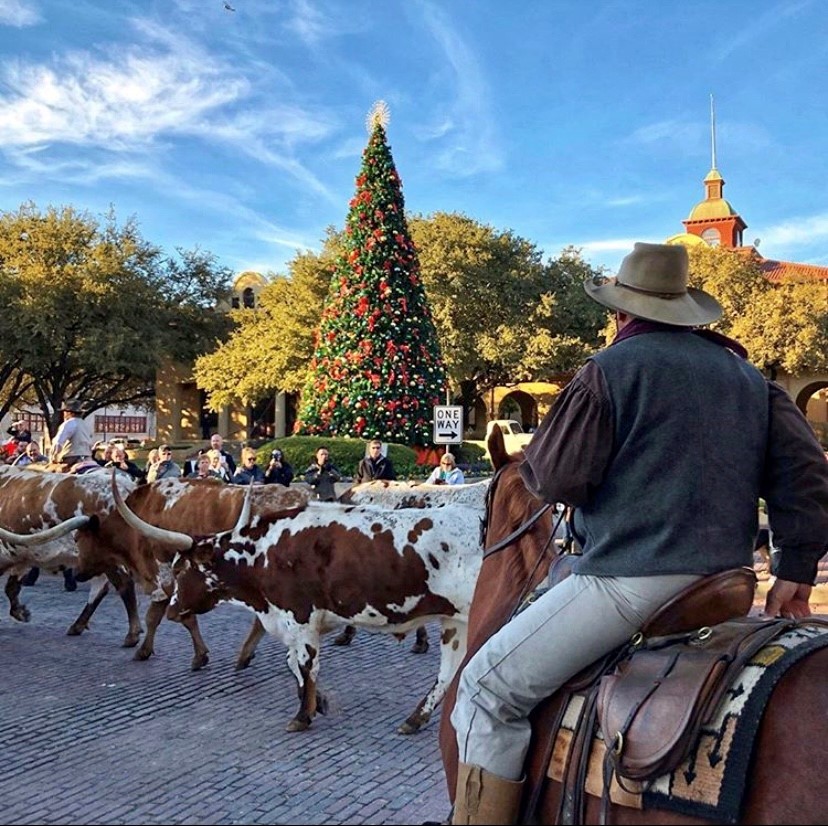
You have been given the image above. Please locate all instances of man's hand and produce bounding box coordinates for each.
[763,578,812,619]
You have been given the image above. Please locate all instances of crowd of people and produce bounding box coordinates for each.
[3,416,469,496]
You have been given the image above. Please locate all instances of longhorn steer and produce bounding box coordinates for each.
[113,478,484,735]
[0,465,142,645]
[73,477,310,670]
[339,478,490,511]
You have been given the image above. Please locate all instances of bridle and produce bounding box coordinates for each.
[480,463,562,559]
[479,461,567,619]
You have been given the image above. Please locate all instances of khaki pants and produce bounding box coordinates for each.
[451,572,700,780]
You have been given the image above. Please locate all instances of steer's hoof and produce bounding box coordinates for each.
[286,718,311,733]
[133,647,153,662]
[333,625,356,646]
[317,693,329,716]
[191,652,210,671]
[66,623,85,637]
[410,640,429,654]
[11,606,31,623]
[235,652,255,670]
[122,631,142,648]
[397,718,423,735]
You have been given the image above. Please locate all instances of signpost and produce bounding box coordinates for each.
[433,405,463,445]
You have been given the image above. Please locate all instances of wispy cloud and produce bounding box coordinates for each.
[284,0,338,46]
[711,0,811,62]
[575,238,642,253]
[414,1,502,176]
[760,212,828,248]
[0,0,41,27]
[0,16,340,201]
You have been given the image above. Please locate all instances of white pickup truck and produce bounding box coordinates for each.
[485,419,534,454]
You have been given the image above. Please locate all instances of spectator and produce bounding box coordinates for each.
[355,439,396,484]
[12,442,48,467]
[187,454,223,481]
[93,441,115,467]
[143,448,159,476]
[146,445,182,482]
[264,448,294,487]
[50,399,94,471]
[232,446,266,485]
[183,448,207,477]
[304,446,342,501]
[7,419,32,444]
[105,445,146,482]
[209,433,237,476]
[207,449,233,482]
[425,452,465,485]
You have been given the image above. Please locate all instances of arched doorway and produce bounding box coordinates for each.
[496,390,538,430]
[796,381,828,447]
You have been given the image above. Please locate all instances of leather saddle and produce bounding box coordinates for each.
[530,566,775,824]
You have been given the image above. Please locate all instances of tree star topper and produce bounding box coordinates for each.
[366,100,390,133]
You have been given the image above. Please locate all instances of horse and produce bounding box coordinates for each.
[438,426,828,825]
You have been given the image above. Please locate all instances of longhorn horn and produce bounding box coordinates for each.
[233,480,255,534]
[110,470,192,552]
[0,515,90,546]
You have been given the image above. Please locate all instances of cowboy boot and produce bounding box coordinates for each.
[332,624,356,646]
[411,624,429,654]
[453,762,523,825]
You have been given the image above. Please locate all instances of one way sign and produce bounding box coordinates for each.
[433,405,463,444]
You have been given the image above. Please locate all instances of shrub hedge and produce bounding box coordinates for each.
[256,436,492,481]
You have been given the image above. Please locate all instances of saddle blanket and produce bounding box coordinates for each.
[548,621,828,823]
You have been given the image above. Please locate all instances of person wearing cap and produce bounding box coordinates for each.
[449,242,828,825]
[146,444,182,482]
[49,399,94,470]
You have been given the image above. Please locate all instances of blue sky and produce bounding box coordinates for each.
[0,0,826,280]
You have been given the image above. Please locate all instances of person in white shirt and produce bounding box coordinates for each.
[49,399,94,470]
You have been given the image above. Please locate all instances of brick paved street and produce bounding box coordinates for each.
[0,574,452,825]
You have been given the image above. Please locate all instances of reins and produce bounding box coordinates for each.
[480,462,568,625]
[483,502,553,559]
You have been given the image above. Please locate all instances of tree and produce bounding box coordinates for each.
[294,103,447,445]
[411,216,606,407]
[0,202,233,436]
[686,245,828,376]
[194,236,337,409]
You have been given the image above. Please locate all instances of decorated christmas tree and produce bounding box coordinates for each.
[294,102,447,445]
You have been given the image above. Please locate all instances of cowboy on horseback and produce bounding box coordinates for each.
[449,242,828,825]
[49,398,95,473]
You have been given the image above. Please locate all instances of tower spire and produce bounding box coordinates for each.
[710,93,717,170]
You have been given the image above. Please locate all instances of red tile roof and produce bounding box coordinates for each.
[736,247,828,283]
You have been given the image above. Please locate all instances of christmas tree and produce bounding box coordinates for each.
[294,102,447,445]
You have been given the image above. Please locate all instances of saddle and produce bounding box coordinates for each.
[529,566,780,825]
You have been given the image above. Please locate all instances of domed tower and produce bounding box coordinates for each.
[680,96,746,249]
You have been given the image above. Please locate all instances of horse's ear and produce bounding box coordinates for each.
[488,425,509,470]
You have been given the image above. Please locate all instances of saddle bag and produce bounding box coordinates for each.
[597,617,791,781]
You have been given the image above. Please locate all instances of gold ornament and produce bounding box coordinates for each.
[366,100,390,132]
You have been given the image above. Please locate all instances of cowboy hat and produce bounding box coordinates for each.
[60,399,83,413]
[583,242,722,326]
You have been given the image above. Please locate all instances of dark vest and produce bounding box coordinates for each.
[572,331,768,578]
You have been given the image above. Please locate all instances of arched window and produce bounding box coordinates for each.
[242,287,255,309]
[701,228,721,247]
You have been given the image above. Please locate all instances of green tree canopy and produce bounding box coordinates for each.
[687,245,828,375]
[0,202,233,435]
[194,239,337,409]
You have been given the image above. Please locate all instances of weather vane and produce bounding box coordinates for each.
[366,100,390,133]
